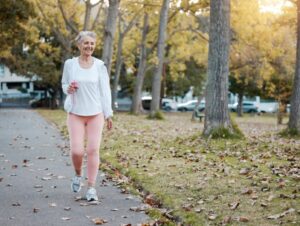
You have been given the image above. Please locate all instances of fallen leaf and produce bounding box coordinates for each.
[194,208,203,213]
[207,211,217,220]
[222,216,232,224]
[238,216,249,222]
[182,203,193,211]
[61,217,70,221]
[92,218,107,225]
[37,156,46,160]
[34,185,43,188]
[241,188,253,195]
[261,202,268,207]
[229,201,240,210]
[49,203,57,207]
[33,208,39,213]
[239,168,250,175]
[80,203,89,206]
[144,194,159,206]
[12,202,21,207]
[267,208,295,220]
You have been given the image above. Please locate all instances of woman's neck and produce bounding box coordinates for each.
[79,55,92,62]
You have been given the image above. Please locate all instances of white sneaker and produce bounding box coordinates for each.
[86,187,98,202]
[71,176,82,193]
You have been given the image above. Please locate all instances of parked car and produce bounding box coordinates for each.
[177,100,205,112]
[257,101,278,113]
[161,98,177,111]
[141,96,177,111]
[114,97,132,111]
[229,101,259,113]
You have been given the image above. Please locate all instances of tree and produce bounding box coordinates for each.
[0,0,35,63]
[288,0,300,133]
[149,0,170,118]
[102,0,120,75]
[112,10,141,110]
[131,11,150,114]
[203,0,235,137]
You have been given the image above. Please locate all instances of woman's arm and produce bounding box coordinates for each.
[61,59,72,95]
[99,63,113,120]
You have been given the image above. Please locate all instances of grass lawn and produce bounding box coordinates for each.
[37,109,299,225]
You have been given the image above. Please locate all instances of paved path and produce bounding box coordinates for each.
[0,109,149,226]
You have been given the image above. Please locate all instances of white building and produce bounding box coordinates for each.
[0,64,34,96]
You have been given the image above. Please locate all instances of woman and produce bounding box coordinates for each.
[61,31,113,202]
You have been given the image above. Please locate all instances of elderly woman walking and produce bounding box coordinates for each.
[61,31,113,201]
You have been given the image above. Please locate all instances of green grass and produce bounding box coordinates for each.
[37,110,300,225]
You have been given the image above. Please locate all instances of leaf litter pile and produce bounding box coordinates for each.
[40,110,300,225]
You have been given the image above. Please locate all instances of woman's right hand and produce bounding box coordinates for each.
[67,81,79,94]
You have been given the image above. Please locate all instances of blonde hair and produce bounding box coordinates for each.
[75,31,96,44]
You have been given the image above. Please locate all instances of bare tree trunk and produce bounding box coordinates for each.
[203,0,233,136]
[131,12,149,114]
[288,0,300,132]
[111,12,140,111]
[237,93,243,117]
[277,100,285,125]
[102,0,120,75]
[150,0,170,118]
[83,0,92,30]
[112,24,124,110]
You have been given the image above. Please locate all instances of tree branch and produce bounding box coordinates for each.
[91,1,104,30]
[57,0,78,34]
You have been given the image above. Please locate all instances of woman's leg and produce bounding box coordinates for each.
[67,113,85,176]
[85,113,104,187]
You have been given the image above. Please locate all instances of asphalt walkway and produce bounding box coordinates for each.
[0,109,149,226]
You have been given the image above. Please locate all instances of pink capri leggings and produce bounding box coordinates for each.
[67,113,104,185]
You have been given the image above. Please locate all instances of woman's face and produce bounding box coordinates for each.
[78,36,96,57]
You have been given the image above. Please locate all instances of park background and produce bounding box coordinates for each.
[0,0,300,225]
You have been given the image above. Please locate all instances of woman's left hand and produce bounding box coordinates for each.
[106,118,113,130]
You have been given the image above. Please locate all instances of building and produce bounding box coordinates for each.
[0,64,37,107]
[0,64,35,96]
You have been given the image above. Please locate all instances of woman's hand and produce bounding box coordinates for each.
[106,118,113,130]
[67,81,79,94]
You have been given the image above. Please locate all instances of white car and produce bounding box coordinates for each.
[177,100,205,112]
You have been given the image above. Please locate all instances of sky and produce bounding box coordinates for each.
[259,0,293,14]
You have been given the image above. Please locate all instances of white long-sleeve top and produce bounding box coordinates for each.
[61,57,113,118]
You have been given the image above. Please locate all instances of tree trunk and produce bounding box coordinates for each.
[131,12,149,114]
[192,94,204,121]
[112,24,124,110]
[102,0,120,75]
[237,93,243,117]
[277,100,285,125]
[203,0,233,136]
[150,0,170,118]
[83,0,92,30]
[288,0,300,132]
